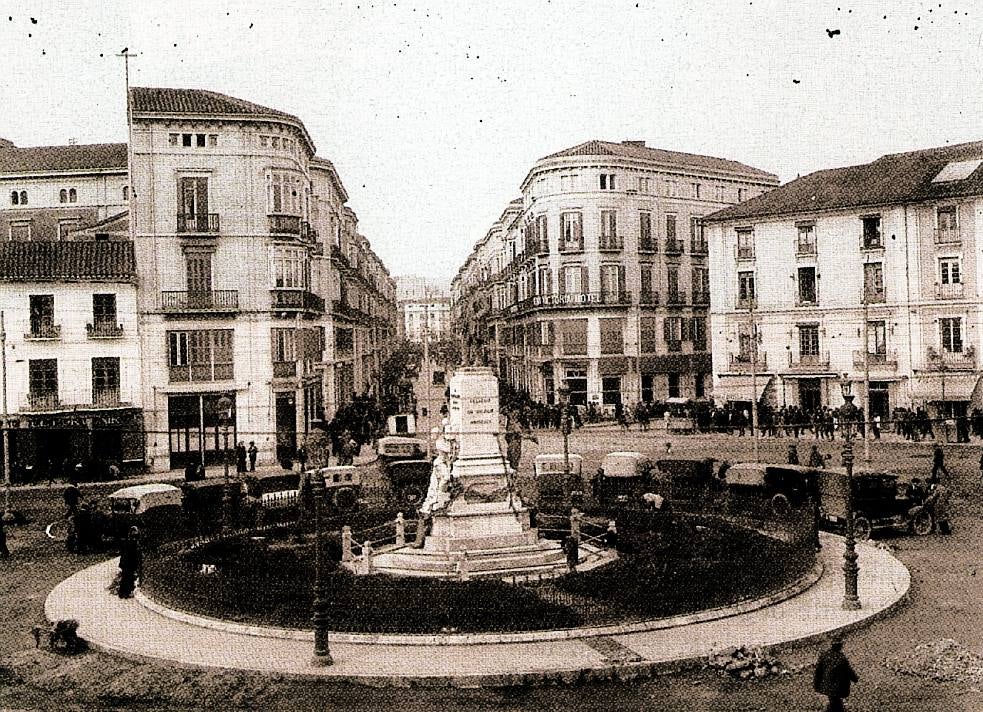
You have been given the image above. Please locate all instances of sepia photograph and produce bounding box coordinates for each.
[1,1,981,710]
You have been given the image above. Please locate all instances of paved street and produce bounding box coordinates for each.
[1,429,982,709]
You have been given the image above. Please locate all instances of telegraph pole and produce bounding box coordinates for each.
[862,291,871,462]
[750,297,760,463]
[1,311,10,513]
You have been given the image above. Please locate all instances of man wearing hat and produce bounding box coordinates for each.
[813,637,858,711]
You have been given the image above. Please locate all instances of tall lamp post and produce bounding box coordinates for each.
[217,394,234,533]
[310,466,333,665]
[558,384,573,498]
[838,375,862,610]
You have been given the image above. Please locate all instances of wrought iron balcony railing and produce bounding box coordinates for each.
[25,324,61,340]
[87,322,124,338]
[177,213,220,234]
[161,290,240,313]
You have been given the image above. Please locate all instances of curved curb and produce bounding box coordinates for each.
[135,560,825,646]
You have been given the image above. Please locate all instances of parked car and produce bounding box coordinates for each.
[386,459,431,507]
[652,458,720,505]
[723,463,820,517]
[315,465,363,512]
[107,483,183,540]
[592,451,655,508]
[817,468,933,539]
[533,453,585,513]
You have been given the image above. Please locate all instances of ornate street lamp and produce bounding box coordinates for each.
[838,375,862,610]
[310,467,333,665]
[558,384,574,501]
[217,393,234,533]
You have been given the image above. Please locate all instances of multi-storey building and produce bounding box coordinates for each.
[396,276,451,343]
[706,140,983,422]
[453,140,777,409]
[128,87,397,471]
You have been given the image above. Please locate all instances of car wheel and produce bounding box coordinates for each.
[911,509,934,536]
[853,515,872,541]
[770,493,791,518]
[332,487,358,511]
[402,484,425,506]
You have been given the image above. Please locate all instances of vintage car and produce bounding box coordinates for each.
[817,468,933,539]
[386,459,432,507]
[107,483,183,540]
[592,451,655,508]
[378,436,427,463]
[315,465,363,512]
[723,463,820,517]
[652,458,720,504]
[180,478,250,533]
[532,453,585,513]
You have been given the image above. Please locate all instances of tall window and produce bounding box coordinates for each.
[59,189,68,204]
[69,188,77,203]
[271,328,297,362]
[862,215,882,248]
[178,176,210,232]
[798,324,820,356]
[537,267,552,295]
[560,211,583,251]
[168,330,234,382]
[600,264,624,299]
[559,264,587,295]
[940,317,963,353]
[186,252,213,295]
[559,174,578,192]
[92,357,120,403]
[796,223,816,255]
[738,326,755,360]
[690,217,706,252]
[797,266,817,305]
[666,264,681,302]
[599,318,624,355]
[640,317,658,352]
[28,359,58,398]
[939,257,961,285]
[664,316,683,351]
[269,171,302,215]
[535,214,548,252]
[692,183,701,199]
[639,211,654,251]
[937,205,958,233]
[272,246,309,289]
[737,271,755,307]
[667,373,681,398]
[29,295,55,335]
[665,214,677,240]
[736,227,754,258]
[863,262,884,302]
[867,320,887,356]
[640,264,655,303]
[599,173,616,190]
[692,266,709,303]
[690,316,707,350]
[92,294,118,326]
[599,210,619,249]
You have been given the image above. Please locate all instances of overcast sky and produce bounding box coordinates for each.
[3,1,982,285]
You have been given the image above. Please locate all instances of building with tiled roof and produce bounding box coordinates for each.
[454,140,778,408]
[706,140,983,434]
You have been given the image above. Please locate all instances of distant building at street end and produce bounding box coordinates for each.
[452,139,778,410]
[396,275,451,343]
[705,140,983,424]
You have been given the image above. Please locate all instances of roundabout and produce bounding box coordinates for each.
[44,532,910,687]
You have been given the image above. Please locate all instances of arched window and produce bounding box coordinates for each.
[59,189,68,203]
[68,188,77,203]
[19,191,27,205]
[10,191,18,205]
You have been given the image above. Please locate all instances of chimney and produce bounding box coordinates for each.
[622,140,646,148]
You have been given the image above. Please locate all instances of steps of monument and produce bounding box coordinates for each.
[370,559,569,580]
[372,543,567,575]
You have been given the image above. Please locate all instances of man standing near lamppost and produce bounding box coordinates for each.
[217,394,235,533]
[310,466,332,665]
[838,377,861,610]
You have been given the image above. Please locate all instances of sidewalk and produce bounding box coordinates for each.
[45,533,909,687]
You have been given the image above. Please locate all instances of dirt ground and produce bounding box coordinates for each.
[1,432,981,711]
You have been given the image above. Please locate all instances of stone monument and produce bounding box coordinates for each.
[369,367,611,579]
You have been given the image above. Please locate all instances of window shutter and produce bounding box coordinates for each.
[581,266,589,293]
[681,317,691,341]
[617,266,626,295]
[558,270,566,295]
[663,318,671,341]
[575,213,583,248]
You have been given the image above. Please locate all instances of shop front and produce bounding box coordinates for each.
[167,393,236,471]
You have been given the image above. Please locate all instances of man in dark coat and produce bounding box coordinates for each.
[118,527,143,599]
[235,442,248,473]
[813,638,858,712]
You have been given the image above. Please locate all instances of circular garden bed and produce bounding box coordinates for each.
[141,514,817,635]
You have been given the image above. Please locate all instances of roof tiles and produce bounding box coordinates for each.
[0,240,135,281]
[130,87,299,122]
[0,143,127,175]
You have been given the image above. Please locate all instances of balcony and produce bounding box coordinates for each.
[853,350,898,369]
[530,291,632,309]
[664,239,684,255]
[24,392,60,411]
[177,213,220,234]
[690,239,708,254]
[665,291,687,306]
[936,283,964,299]
[735,245,755,260]
[728,352,767,373]
[273,361,297,378]
[598,237,623,252]
[161,290,240,314]
[638,239,657,253]
[271,289,325,314]
[692,290,710,306]
[788,351,830,372]
[925,346,976,371]
[24,324,61,340]
[934,227,961,245]
[87,322,124,339]
[638,291,660,305]
[863,288,886,304]
[268,214,302,235]
[796,242,817,257]
[860,233,883,250]
[92,387,122,407]
[736,297,757,311]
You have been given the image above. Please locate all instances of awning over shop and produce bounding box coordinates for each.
[910,373,981,402]
[712,374,774,403]
[598,356,631,375]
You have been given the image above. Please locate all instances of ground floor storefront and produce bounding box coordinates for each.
[4,408,145,483]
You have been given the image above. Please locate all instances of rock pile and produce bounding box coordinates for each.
[706,646,786,680]
[884,638,983,686]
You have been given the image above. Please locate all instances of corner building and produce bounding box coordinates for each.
[705,140,983,423]
[455,140,777,408]
[129,88,396,471]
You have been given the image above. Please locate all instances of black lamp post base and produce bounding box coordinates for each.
[311,651,334,667]
[841,596,862,611]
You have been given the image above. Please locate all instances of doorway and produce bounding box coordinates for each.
[276,392,297,464]
[868,382,890,419]
[798,378,822,414]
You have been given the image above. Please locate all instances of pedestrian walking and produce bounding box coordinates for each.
[236,442,248,473]
[787,442,800,465]
[248,441,258,471]
[931,444,948,481]
[926,480,953,534]
[813,637,859,712]
[117,526,143,599]
[562,534,579,573]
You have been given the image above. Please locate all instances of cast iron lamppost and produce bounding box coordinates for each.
[310,466,333,665]
[838,375,862,610]
[558,383,574,498]
[217,394,234,533]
